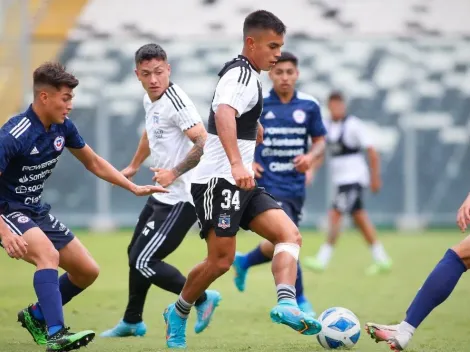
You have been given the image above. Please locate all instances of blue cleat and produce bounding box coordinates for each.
[297,297,316,317]
[100,319,147,337]
[232,252,248,292]
[194,290,222,334]
[270,299,322,335]
[163,303,187,349]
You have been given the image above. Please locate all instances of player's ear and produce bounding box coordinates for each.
[245,36,255,51]
[134,69,139,79]
[167,63,171,75]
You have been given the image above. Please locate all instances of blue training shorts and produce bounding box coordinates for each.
[0,210,75,251]
[276,197,304,227]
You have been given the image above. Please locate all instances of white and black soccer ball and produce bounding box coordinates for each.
[316,307,361,349]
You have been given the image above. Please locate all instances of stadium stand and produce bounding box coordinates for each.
[6,0,470,228]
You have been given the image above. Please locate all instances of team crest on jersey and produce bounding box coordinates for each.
[53,136,65,151]
[17,216,29,224]
[218,214,231,229]
[153,111,160,125]
[292,109,306,124]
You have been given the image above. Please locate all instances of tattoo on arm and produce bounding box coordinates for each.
[173,133,205,177]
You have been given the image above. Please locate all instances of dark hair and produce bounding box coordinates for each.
[276,51,298,66]
[328,91,344,102]
[135,44,167,65]
[243,10,286,38]
[33,62,78,93]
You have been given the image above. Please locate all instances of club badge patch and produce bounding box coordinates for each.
[53,136,65,151]
[218,214,231,229]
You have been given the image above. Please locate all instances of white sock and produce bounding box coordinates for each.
[371,242,389,262]
[316,243,334,266]
[398,321,416,336]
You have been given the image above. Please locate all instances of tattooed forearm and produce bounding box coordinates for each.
[172,134,206,177]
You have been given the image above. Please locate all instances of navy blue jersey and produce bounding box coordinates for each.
[0,105,85,215]
[255,90,326,200]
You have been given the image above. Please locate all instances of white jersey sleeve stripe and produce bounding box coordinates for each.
[11,120,31,139]
[9,117,28,136]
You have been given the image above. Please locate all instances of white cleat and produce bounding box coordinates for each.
[365,323,411,351]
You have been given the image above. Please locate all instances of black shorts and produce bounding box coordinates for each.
[128,196,197,277]
[0,210,74,251]
[191,178,281,239]
[331,183,364,214]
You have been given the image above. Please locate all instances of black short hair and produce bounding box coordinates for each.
[276,51,298,66]
[328,91,344,102]
[135,44,167,65]
[33,62,79,95]
[243,10,286,38]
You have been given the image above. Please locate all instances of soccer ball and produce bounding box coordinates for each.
[316,307,361,349]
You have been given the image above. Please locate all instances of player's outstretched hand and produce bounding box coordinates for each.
[121,165,138,181]
[132,184,169,196]
[252,162,264,179]
[232,162,255,190]
[294,154,313,173]
[370,175,382,193]
[150,167,177,188]
[456,193,470,232]
[1,231,28,259]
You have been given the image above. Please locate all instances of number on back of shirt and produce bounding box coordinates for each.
[221,189,240,211]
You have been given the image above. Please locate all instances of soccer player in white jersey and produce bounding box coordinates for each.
[304,92,392,275]
[163,11,322,349]
[101,44,221,339]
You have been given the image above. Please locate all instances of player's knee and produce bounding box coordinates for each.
[85,261,100,284]
[35,246,60,269]
[452,236,470,267]
[209,252,234,276]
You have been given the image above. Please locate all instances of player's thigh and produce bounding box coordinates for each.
[1,212,58,267]
[58,237,99,281]
[243,191,300,245]
[128,197,155,254]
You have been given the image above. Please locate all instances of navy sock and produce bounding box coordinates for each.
[295,261,304,299]
[405,249,467,328]
[31,273,84,322]
[243,245,271,269]
[33,269,64,335]
[59,273,84,305]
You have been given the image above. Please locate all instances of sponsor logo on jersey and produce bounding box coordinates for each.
[22,156,60,171]
[18,175,28,183]
[264,111,276,119]
[293,109,306,124]
[53,136,65,151]
[14,183,44,194]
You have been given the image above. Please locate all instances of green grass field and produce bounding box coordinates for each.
[1,229,469,352]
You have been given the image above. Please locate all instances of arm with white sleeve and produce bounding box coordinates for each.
[214,67,259,190]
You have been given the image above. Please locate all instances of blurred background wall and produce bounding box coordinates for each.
[1,0,469,230]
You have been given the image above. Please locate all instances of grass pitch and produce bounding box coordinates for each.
[1,229,469,352]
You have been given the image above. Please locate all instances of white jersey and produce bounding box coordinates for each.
[192,56,261,185]
[143,83,202,204]
[325,115,373,187]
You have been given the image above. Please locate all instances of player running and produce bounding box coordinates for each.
[0,62,166,352]
[100,44,221,338]
[304,92,392,275]
[365,192,470,351]
[231,51,326,316]
[163,10,323,349]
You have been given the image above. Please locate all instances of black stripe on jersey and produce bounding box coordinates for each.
[165,88,182,111]
[236,66,251,86]
[165,86,186,111]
